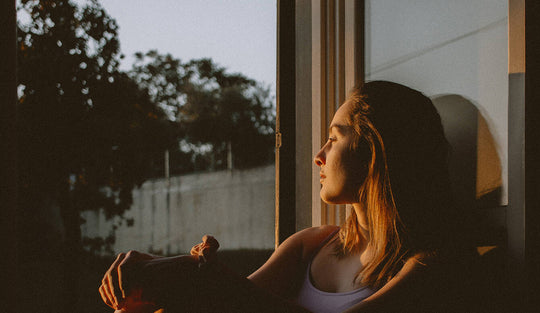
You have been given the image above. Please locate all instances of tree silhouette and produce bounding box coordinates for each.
[131,52,276,172]
[16,1,174,310]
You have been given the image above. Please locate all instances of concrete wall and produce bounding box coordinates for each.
[365,0,508,204]
[81,165,275,254]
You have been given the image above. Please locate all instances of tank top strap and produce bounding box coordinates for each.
[308,228,340,262]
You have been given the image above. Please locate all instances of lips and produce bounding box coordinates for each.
[320,173,326,183]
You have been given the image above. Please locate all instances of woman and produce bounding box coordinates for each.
[100,81,475,313]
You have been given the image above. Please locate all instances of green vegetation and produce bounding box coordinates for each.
[130,51,275,173]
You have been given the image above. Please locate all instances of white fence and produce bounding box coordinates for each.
[81,165,275,254]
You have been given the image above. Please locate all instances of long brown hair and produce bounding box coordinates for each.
[337,81,456,289]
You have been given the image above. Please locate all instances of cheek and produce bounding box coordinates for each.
[320,156,363,204]
[345,161,367,186]
[325,156,350,186]
[345,148,369,182]
[340,154,367,198]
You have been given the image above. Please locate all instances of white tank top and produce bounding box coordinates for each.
[295,230,376,313]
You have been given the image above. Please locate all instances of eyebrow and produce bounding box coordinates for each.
[328,124,350,134]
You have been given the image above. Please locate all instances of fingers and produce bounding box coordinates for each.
[190,242,202,256]
[99,250,161,311]
[202,235,220,251]
[99,283,114,309]
[114,252,134,304]
[201,235,219,260]
[100,252,126,310]
[118,250,140,299]
[112,252,127,309]
[190,235,220,265]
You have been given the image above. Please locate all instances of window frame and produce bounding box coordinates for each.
[277,0,540,304]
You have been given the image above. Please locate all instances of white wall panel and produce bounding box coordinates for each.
[366,0,508,204]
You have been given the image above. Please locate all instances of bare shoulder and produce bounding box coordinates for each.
[247,225,339,297]
[256,224,339,264]
[289,225,340,261]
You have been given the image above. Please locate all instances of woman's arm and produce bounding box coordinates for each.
[100,227,337,313]
[181,256,312,313]
[187,225,338,312]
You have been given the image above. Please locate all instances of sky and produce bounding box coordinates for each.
[98,0,277,90]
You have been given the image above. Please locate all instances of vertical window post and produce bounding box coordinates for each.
[524,0,540,306]
[0,0,18,311]
[276,0,296,247]
[311,0,364,227]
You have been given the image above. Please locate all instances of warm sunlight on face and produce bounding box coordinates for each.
[314,101,366,204]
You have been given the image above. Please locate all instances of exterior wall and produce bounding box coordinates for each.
[81,165,275,254]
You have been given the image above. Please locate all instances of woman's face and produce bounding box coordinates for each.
[314,101,366,204]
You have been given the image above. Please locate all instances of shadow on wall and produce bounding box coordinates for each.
[433,94,506,246]
[433,94,510,312]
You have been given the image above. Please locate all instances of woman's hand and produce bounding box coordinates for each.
[100,252,203,312]
[99,235,220,312]
[110,289,158,313]
[99,250,160,311]
[190,235,219,265]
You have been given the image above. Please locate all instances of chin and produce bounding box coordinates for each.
[320,191,346,204]
[320,188,357,205]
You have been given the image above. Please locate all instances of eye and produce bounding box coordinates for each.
[328,136,337,142]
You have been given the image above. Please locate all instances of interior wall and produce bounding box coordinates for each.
[365,0,509,205]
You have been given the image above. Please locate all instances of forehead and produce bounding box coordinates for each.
[329,102,357,136]
[331,101,355,125]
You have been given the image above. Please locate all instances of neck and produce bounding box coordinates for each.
[351,203,370,239]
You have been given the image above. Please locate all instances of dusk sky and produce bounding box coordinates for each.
[99,0,277,90]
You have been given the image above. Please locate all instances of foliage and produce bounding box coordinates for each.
[130,52,276,172]
[15,1,178,310]
[16,0,174,252]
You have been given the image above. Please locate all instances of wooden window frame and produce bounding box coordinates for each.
[275,0,364,246]
[276,0,540,305]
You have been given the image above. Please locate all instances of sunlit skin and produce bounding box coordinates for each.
[314,101,369,233]
[308,101,374,293]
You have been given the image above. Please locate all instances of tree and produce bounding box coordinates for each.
[130,52,276,172]
[16,1,173,310]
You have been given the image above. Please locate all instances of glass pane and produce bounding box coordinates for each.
[16,1,276,311]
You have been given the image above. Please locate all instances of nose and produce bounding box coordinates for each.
[314,147,325,167]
